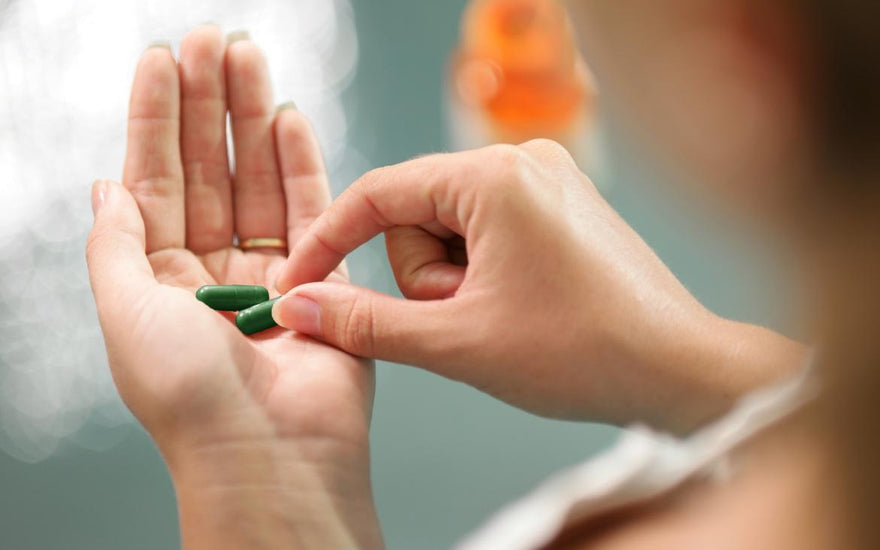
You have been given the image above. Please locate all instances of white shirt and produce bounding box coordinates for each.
[456,368,818,550]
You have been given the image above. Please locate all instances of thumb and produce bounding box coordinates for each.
[86,180,156,318]
[272,282,463,367]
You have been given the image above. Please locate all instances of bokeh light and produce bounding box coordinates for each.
[0,0,361,463]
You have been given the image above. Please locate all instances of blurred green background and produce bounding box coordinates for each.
[0,1,794,549]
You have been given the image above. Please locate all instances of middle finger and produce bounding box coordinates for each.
[179,24,234,254]
[225,33,287,249]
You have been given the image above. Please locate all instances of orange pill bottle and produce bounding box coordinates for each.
[446,0,599,170]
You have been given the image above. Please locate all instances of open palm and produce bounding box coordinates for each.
[87,26,374,493]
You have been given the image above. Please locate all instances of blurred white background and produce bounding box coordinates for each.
[0,0,362,463]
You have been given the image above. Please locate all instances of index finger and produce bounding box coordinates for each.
[275,150,488,293]
[123,45,185,254]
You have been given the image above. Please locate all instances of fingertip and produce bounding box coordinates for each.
[274,107,321,154]
[272,291,323,337]
[91,179,131,216]
[273,255,296,294]
[400,266,466,301]
[226,30,251,45]
[91,180,108,217]
[274,274,291,295]
[271,296,283,325]
[275,101,298,115]
[273,249,338,296]
[130,47,179,117]
[274,106,331,231]
[275,105,312,141]
[140,42,176,66]
[225,32,266,71]
[180,23,225,63]
[145,41,173,54]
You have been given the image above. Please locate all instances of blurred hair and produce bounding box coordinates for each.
[806,0,880,169]
[802,3,880,548]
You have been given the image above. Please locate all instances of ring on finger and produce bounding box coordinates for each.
[238,237,288,250]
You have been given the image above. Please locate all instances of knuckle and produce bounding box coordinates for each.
[522,137,564,153]
[353,167,387,205]
[487,143,528,169]
[478,144,531,193]
[353,168,392,227]
[85,227,111,264]
[522,138,576,167]
[336,292,376,357]
[126,176,180,200]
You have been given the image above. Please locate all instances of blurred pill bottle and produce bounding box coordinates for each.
[446,0,600,172]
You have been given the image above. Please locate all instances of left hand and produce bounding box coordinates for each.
[86,26,381,550]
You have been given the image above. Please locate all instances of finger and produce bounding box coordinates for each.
[272,282,469,368]
[275,150,490,293]
[86,180,157,321]
[274,105,332,246]
[225,33,286,245]
[179,24,234,254]
[122,44,185,253]
[385,226,466,300]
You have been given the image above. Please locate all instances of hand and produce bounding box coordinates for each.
[86,27,381,549]
[274,140,807,432]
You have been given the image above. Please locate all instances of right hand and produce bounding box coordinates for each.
[274,140,805,431]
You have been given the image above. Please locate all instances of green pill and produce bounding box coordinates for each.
[196,285,270,311]
[235,297,281,335]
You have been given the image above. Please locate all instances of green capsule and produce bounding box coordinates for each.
[196,285,270,311]
[235,297,281,335]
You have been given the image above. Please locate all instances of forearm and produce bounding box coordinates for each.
[642,312,809,434]
[164,438,384,550]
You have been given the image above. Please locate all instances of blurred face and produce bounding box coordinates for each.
[568,0,813,217]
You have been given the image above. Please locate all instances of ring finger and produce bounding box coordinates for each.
[226,32,287,253]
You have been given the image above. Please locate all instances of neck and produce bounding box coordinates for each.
[793,179,880,550]
[801,190,880,361]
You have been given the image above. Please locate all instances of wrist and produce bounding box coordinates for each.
[601,304,808,434]
[163,435,383,550]
[654,309,809,433]
[708,314,810,394]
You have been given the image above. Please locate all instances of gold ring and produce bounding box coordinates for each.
[239,237,288,250]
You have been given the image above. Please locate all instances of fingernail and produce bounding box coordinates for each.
[226,30,250,44]
[146,40,172,52]
[273,294,322,337]
[275,101,298,115]
[91,180,108,217]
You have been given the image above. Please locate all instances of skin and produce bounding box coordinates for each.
[87,0,859,546]
[542,407,841,550]
[565,0,815,214]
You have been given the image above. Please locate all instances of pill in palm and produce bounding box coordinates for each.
[235,297,281,335]
[196,285,270,311]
